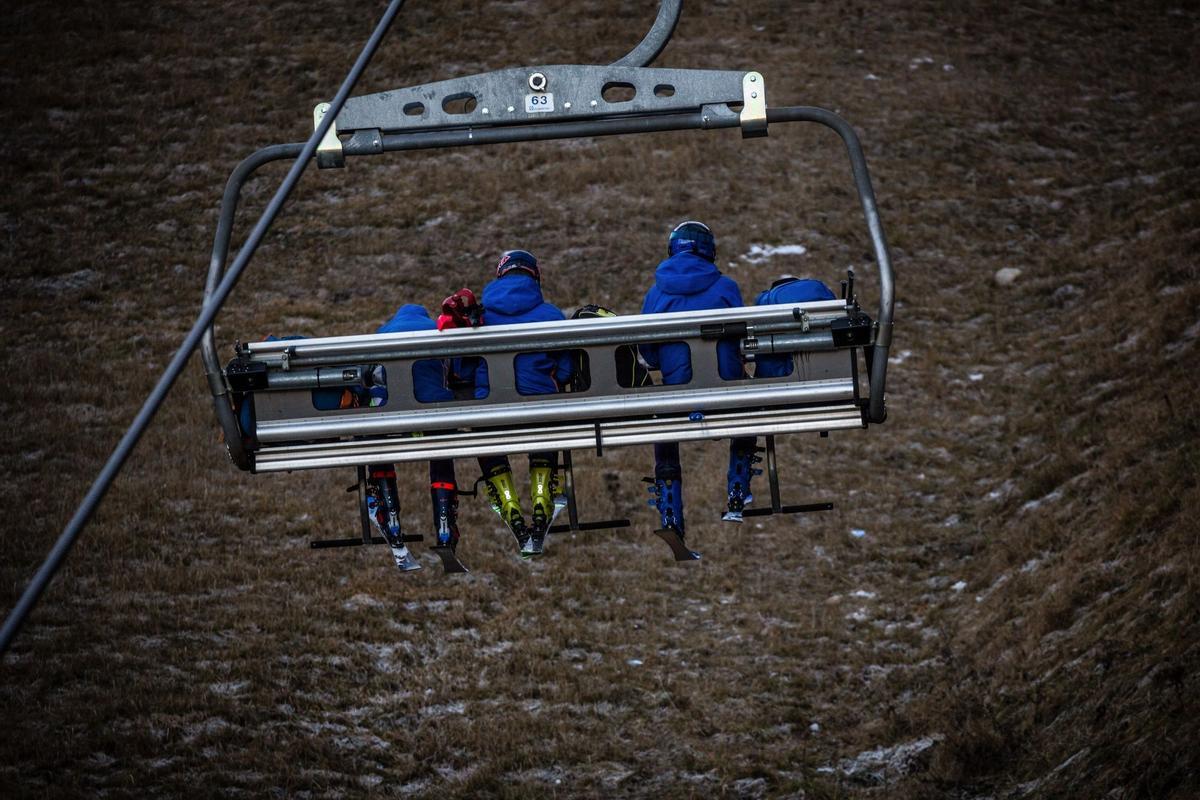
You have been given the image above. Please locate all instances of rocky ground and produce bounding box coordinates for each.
[1,1,1198,797]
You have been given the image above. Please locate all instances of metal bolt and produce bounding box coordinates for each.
[590,100,598,107]
[751,92,758,99]
[507,105,514,113]
[564,102,572,110]
[482,108,489,115]
[750,75,757,82]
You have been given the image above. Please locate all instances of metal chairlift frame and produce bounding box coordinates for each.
[199,0,895,541]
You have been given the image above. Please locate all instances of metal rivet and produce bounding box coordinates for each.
[751,92,758,99]
[590,100,598,107]
[507,106,514,113]
[750,75,757,82]
[564,102,572,109]
[482,108,489,114]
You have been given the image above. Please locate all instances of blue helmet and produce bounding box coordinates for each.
[668,221,716,262]
[495,249,540,282]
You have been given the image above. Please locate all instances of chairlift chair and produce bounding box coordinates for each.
[200,0,896,565]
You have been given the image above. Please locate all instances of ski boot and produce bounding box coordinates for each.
[722,444,764,523]
[645,472,700,561]
[366,467,421,572]
[527,463,560,556]
[430,480,468,574]
[482,465,531,554]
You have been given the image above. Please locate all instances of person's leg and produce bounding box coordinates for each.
[723,437,763,522]
[526,450,559,554]
[478,454,528,549]
[648,442,698,560]
[366,463,421,571]
[429,459,459,549]
[650,442,685,533]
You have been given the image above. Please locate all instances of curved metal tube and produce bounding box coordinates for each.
[768,106,894,423]
[611,0,682,67]
[201,143,303,469]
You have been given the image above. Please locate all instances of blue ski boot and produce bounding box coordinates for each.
[430,480,468,573]
[367,467,421,572]
[722,443,763,523]
[645,472,700,561]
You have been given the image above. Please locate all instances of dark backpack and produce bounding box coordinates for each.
[570,304,653,391]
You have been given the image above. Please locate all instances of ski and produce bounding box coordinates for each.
[432,545,469,574]
[653,528,701,562]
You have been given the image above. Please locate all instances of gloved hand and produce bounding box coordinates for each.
[437,287,484,330]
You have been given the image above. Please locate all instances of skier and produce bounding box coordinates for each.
[638,221,760,559]
[752,274,838,378]
[366,303,466,573]
[470,250,573,557]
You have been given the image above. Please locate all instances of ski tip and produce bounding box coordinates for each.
[432,546,470,574]
[652,528,702,562]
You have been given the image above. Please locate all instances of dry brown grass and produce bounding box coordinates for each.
[2,1,1199,797]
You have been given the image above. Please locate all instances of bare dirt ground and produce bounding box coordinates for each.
[2,1,1198,797]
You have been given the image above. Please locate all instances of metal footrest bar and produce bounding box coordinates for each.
[548,519,631,534]
[742,502,833,518]
[310,533,423,549]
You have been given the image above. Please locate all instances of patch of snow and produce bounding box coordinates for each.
[421,702,466,717]
[35,268,101,294]
[208,681,249,697]
[943,63,955,71]
[835,734,944,786]
[1020,489,1063,513]
[851,590,877,600]
[987,480,1015,501]
[865,73,880,81]
[849,528,867,539]
[994,267,1023,286]
[968,372,984,382]
[626,659,644,667]
[1116,332,1141,352]
[951,581,967,592]
[741,243,808,264]
[343,593,383,611]
[909,56,935,70]
[810,722,821,733]
[889,349,913,365]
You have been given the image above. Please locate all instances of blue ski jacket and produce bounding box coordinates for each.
[753,278,837,378]
[376,304,452,403]
[639,251,745,384]
[473,273,572,397]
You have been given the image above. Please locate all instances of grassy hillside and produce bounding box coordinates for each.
[1,1,1197,797]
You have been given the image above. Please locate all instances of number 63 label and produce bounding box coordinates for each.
[525,93,555,113]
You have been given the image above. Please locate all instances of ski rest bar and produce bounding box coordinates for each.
[228,302,869,471]
[310,464,425,550]
[740,435,834,519]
